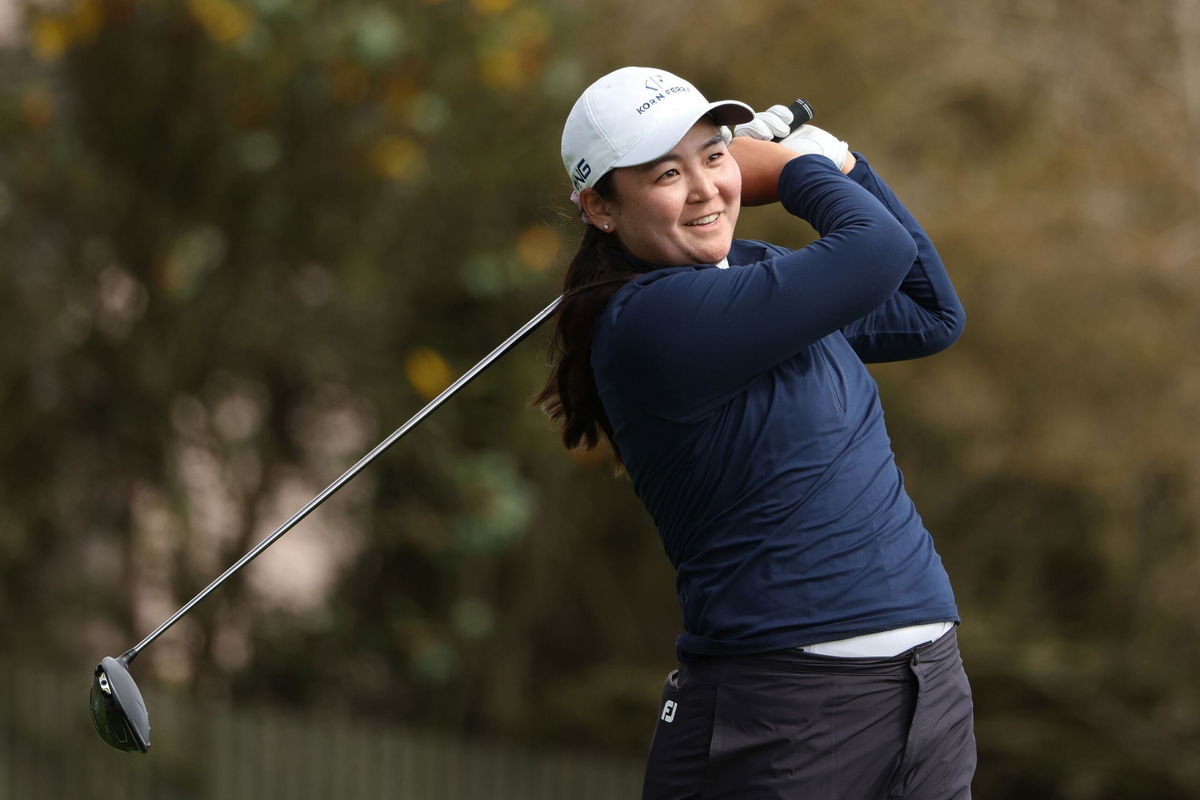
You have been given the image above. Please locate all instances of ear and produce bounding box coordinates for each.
[579,187,617,232]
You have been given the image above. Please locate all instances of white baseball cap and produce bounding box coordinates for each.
[561,67,755,192]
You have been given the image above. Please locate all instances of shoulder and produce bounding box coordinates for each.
[597,238,795,338]
[604,239,793,320]
[602,264,704,321]
[595,268,684,358]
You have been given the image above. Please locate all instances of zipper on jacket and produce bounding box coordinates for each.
[820,348,846,413]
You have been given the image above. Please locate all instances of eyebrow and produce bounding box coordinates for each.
[634,134,726,173]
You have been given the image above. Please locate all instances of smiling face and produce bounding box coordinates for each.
[583,119,742,267]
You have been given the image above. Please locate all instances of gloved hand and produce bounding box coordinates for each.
[733,104,795,141]
[777,124,850,171]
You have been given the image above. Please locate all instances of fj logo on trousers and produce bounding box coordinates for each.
[660,700,677,723]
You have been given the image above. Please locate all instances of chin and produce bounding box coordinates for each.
[695,240,733,265]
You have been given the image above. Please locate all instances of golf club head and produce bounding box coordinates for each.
[90,655,150,753]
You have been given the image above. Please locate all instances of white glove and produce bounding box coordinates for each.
[777,124,849,171]
[732,104,794,141]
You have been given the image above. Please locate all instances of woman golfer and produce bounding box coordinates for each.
[538,66,974,799]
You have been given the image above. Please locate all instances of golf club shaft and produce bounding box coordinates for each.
[123,295,563,663]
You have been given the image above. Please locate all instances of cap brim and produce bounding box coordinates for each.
[612,99,755,170]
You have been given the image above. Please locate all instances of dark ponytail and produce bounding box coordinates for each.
[534,174,641,463]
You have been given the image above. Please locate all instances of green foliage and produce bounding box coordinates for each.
[2,0,1199,796]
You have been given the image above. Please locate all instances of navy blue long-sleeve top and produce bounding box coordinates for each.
[590,153,966,656]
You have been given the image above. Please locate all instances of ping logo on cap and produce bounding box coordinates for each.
[571,158,591,190]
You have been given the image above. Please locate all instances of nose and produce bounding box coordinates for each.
[687,170,719,203]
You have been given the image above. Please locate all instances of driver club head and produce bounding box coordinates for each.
[90,655,150,753]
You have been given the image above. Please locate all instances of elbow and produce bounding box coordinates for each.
[950,306,967,343]
[924,305,966,356]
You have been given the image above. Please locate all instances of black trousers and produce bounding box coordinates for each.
[642,628,975,800]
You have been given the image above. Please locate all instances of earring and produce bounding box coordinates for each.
[603,224,610,231]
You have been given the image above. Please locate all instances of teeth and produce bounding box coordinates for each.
[687,213,720,226]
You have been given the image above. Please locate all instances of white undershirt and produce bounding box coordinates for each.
[800,622,954,658]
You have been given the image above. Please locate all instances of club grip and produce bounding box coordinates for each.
[774,98,814,141]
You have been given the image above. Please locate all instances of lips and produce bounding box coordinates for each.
[685,212,721,227]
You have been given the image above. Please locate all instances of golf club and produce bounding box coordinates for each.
[90,99,815,753]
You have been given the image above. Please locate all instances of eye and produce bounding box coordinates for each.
[708,151,724,163]
[657,168,680,181]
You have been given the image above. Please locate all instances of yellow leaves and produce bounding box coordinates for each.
[370,135,425,182]
[405,347,452,400]
[71,0,102,39]
[29,0,103,61]
[31,17,69,60]
[187,0,255,45]
[509,6,551,44]
[476,7,552,91]
[478,47,525,91]
[516,224,559,272]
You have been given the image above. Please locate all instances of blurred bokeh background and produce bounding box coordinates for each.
[1,0,1198,796]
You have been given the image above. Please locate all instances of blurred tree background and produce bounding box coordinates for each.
[1,0,1198,796]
